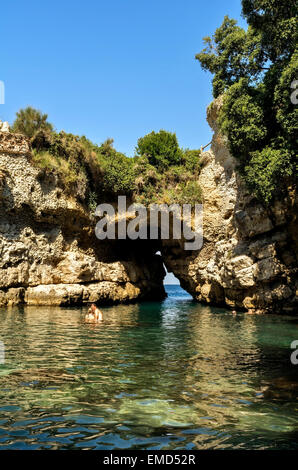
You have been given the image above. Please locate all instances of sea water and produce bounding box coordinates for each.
[0,285,297,450]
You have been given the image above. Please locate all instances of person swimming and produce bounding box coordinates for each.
[85,303,103,323]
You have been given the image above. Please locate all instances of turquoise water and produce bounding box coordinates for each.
[0,285,297,450]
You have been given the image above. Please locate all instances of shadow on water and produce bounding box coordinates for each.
[0,285,297,450]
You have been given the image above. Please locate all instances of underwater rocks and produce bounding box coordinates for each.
[0,368,87,388]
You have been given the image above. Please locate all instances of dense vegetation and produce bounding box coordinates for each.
[8,1,297,209]
[196,0,297,203]
[12,108,202,209]
[11,107,53,138]
[135,130,183,170]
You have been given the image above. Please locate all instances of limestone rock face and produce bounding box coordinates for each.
[162,97,298,314]
[0,102,297,314]
[25,281,142,306]
[0,131,166,306]
[0,121,10,133]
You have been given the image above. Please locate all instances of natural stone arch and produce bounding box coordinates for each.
[0,99,297,313]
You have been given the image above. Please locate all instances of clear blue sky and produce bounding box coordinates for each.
[1,0,246,284]
[1,0,246,157]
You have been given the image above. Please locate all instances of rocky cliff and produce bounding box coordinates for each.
[162,97,298,314]
[0,131,166,306]
[0,99,297,313]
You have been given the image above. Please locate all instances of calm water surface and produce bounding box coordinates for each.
[0,285,297,450]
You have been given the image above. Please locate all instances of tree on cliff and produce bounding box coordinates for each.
[196,0,297,203]
[11,106,53,139]
[135,130,183,170]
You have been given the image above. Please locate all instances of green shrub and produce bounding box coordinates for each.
[88,190,98,212]
[135,130,183,170]
[100,151,135,197]
[176,181,203,205]
[32,150,78,184]
[245,147,294,204]
[12,107,53,138]
[218,80,267,160]
[196,1,297,203]
[16,109,203,208]
[30,130,135,200]
[181,149,201,173]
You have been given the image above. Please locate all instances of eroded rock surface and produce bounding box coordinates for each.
[0,132,166,306]
[162,97,298,314]
[1,102,297,313]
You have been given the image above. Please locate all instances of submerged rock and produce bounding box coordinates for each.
[0,368,87,388]
[260,376,298,401]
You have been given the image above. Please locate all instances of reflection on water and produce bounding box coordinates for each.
[0,285,297,449]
